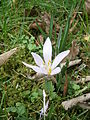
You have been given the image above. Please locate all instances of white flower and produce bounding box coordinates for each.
[40,90,49,118]
[22,37,70,75]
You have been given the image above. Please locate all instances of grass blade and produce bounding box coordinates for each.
[49,14,53,39]
[36,21,46,38]
[59,5,73,52]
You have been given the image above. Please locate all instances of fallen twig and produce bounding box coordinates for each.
[74,76,90,84]
[61,59,81,68]
[78,102,90,110]
[62,93,90,110]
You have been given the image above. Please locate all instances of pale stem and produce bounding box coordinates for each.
[43,90,46,120]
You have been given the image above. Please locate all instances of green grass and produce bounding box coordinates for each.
[0,0,90,120]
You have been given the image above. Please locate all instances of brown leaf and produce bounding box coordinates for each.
[85,0,90,14]
[70,40,79,60]
[36,35,44,46]
[29,12,60,38]
[0,47,18,66]
[69,19,79,33]
[84,35,90,42]
[29,20,45,31]
[41,12,50,34]
[62,40,79,62]
[41,12,59,34]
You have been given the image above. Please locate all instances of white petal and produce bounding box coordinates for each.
[40,100,49,118]
[45,100,49,112]
[22,62,43,74]
[40,107,43,118]
[31,52,43,67]
[40,67,48,75]
[51,67,61,75]
[43,89,46,97]
[43,37,52,65]
[51,50,70,70]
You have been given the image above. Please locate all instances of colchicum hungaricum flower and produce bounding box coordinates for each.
[22,37,70,75]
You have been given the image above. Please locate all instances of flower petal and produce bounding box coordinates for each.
[51,67,61,75]
[51,50,70,70]
[31,52,43,67]
[40,100,49,118]
[43,89,46,97]
[22,62,43,74]
[22,62,48,74]
[43,37,52,65]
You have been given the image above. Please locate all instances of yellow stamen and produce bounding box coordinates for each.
[48,67,51,75]
[48,60,51,66]
[43,61,45,65]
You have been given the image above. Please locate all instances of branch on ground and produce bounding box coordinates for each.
[62,93,90,110]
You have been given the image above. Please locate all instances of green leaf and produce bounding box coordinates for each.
[50,92,57,100]
[72,83,80,90]
[21,90,30,97]
[6,107,17,113]
[31,92,38,102]
[45,81,54,93]
[48,103,55,120]
[27,44,36,51]
[31,92,38,98]
[22,39,27,44]
[16,102,26,115]
[88,82,90,89]
[16,116,29,120]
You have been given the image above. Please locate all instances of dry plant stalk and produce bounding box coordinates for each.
[62,93,90,110]
[0,47,18,66]
[63,72,68,96]
[69,19,79,33]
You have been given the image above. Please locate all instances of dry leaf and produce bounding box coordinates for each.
[62,40,79,62]
[29,12,59,36]
[69,19,79,33]
[85,0,90,14]
[41,12,51,34]
[29,20,45,31]
[84,35,90,42]
[0,47,18,66]
[36,35,44,46]
[41,12,59,34]
[69,40,79,60]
